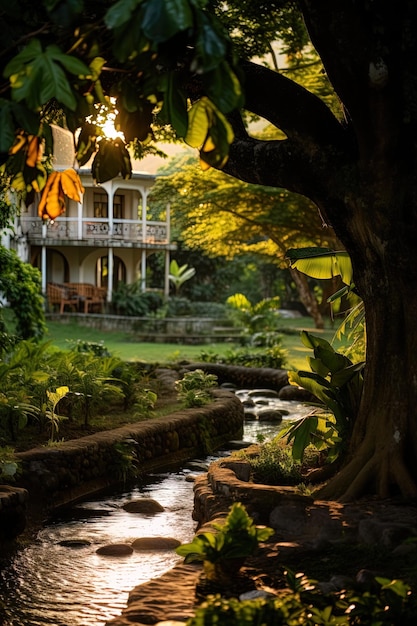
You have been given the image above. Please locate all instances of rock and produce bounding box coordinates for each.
[96,543,134,556]
[242,398,255,407]
[278,385,316,402]
[122,498,165,514]
[131,537,181,551]
[248,389,280,398]
[185,461,209,472]
[243,408,257,420]
[256,407,283,422]
[58,539,91,548]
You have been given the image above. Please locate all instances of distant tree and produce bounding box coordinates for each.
[150,159,341,327]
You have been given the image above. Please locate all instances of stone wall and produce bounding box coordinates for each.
[13,390,243,517]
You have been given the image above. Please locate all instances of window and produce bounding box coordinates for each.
[93,192,124,218]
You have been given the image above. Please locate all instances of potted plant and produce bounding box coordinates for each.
[176,502,274,587]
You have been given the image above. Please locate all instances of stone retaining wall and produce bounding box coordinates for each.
[11,390,243,521]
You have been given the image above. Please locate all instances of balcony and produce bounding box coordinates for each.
[20,216,169,245]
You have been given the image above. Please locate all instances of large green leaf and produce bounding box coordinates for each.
[159,73,188,138]
[141,0,193,43]
[286,247,353,285]
[186,98,211,147]
[4,40,90,111]
[314,344,352,373]
[104,0,142,29]
[331,362,365,387]
[285,414,319,461]
[194,11,227,72]
[204,61,243,114]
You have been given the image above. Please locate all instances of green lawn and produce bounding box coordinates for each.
[43,315,346,370]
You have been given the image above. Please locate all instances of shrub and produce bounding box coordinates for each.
[239,439,303,486]
[175,369,218,408]
[198,344,287,369]
[187,571,414,625]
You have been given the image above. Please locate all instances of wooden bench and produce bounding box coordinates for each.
[64,283,106,313]
[46,283,79,314]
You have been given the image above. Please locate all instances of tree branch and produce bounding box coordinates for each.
[240,61,347,149]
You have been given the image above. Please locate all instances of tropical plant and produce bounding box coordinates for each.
[168,260,196,295]
[286,246,365,359]
[226,293,281,344]
[175,369,218,408]
[282,331,365,466]
[45,385,69,443]
[176,503,274,585]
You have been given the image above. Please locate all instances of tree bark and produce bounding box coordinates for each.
[319,250,417,500]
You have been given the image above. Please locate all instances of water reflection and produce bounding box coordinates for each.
[0,474,197,626]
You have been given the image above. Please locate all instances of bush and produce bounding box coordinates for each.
[175,369,218,407]
[111,282,163,316]
[198,344,287,369]
[187,571,414,625]
[240,439,303,486]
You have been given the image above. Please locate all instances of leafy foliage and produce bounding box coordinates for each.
[0,247,46,340]
[187,571,414,625]
[176,502,274,575]
[198,343,287,369]
[175,368,218,407]
[283,331,364,464]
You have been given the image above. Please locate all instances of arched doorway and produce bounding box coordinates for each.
[33,249,70,284]
[96,255,126,289]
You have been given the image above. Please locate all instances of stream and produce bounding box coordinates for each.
[0,396,310,626]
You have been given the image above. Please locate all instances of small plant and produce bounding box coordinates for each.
[109,440,139,482]
[72,339,112,357]
[176,503,274,585]
[226,293,281,339]
[175,369,218,408]
[134,388,157,416]
[45,386,69,443]
[168,259,196,295]
[0,446,20,481]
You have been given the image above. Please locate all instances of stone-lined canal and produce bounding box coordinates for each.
[0,396,310,626]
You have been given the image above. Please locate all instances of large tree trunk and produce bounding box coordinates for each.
[319,233,417,500]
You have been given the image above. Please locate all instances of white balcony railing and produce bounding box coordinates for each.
[20,217,168,244]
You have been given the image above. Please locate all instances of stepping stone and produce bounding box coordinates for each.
[96,543,134,556]
[131,537,181,551]
[122,498,165,514]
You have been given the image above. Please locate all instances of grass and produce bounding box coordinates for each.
[3,306,348,369]
[43,315,347,369]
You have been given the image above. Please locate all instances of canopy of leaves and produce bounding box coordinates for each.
[149,156,340,262]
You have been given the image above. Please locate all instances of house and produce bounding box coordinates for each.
[3,126,176,313]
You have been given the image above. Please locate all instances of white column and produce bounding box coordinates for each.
[141,250,146,293]
[41,245,47,295]
[77,200,83,239]
[107,247,114,303]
